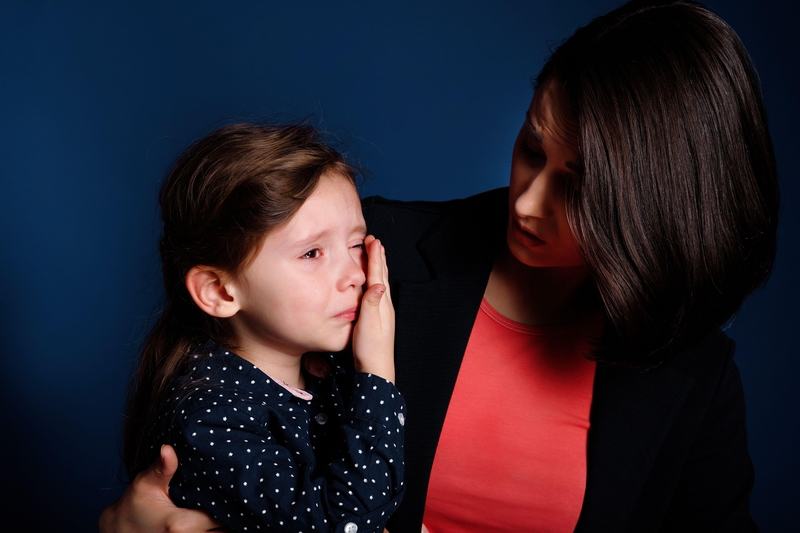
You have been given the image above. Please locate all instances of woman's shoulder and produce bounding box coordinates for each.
[362,188,508,280]
[594,328,740,411]
[670,329,737,376]
[362,187,508,223]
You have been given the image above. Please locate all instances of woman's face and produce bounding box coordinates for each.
[507,76,584,268]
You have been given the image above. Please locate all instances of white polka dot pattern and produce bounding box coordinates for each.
[146,345,405,532]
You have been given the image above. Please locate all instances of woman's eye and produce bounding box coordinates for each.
[302,248,321,259]
[520,143,545,161]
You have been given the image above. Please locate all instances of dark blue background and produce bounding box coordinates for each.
[1,1,797,531]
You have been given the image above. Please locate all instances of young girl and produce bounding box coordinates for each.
[123,123,405,532]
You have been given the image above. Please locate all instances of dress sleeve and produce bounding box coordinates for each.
[659,342,758,532]
[168,374,405,533]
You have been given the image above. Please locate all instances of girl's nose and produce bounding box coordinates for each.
[515,168,560,219]
[338,250,367,291]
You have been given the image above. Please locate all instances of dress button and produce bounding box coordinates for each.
[397,412,405,426]
[315,412,328,425]
[344,522,358,533]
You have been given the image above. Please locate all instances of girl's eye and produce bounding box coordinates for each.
[302,248,321,259]
[351,241,365,250]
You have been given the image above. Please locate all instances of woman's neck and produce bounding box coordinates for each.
[484,247,597,327]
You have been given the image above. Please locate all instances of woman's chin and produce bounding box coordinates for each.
[507,237,585,270]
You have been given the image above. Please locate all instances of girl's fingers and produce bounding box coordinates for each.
[362,234,390,303]
[381,243,390,288]
[361,282,386,308]
[365,236,383,288]
[352,235,395,383]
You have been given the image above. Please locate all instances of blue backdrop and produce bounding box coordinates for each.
[1,1,797,531]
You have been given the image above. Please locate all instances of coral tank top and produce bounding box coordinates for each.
[423,299,600,533]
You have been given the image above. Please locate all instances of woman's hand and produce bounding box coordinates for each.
[99,445,225,533]
[352,235,395,383]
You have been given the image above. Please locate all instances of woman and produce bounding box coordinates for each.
[101,1,778,531]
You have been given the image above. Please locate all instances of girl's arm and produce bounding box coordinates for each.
[99,381,403,533]
[167,374,404,532]
[98,445,223,533]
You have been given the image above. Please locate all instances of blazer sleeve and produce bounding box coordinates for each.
[659,341,758,532]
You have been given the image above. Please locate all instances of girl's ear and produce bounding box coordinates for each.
[185,266,240,318]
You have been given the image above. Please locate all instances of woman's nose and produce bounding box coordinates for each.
[515,168,560,219]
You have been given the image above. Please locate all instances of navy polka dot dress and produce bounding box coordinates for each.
[146,343,405,532]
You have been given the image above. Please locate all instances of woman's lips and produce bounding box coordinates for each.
[512,219,546,248]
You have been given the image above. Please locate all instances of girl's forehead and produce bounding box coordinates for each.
[284,173,365,232]
[311,172,361,211]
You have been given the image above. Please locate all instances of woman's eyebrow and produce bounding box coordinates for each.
[525,111,583,175]
[565,161,583,175]
[525,112,543,143]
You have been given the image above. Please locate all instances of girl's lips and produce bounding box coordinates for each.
[334,307,359,321]
[512,219,546,248]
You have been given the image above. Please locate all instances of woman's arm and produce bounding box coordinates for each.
[99,445,224,533]
[659,344,757,532]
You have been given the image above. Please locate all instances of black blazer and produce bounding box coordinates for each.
[363,188,757,533]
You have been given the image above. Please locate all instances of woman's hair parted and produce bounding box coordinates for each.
[124,123,359,477]
[539,0,779,366]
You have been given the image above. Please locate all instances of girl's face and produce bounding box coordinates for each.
[229,173,367,359]
[507,76,584,268]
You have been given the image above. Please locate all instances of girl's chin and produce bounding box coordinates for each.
[322,334,353,354]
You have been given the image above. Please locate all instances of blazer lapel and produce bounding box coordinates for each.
[393,275,489,478]
[388,193,504,531]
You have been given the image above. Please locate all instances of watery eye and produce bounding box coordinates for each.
[302,249,321,259]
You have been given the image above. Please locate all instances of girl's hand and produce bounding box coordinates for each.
[352,235,395,383]
[99,445,226,533]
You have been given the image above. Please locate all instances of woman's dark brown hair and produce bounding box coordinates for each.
[124,123,358,477]
[538,0,779,366]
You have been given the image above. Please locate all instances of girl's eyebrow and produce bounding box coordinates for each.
[290,222,368,248]
[282,228,331,252]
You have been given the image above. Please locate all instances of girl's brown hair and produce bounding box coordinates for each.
[538,0,779,366]
[124,123,358,477]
